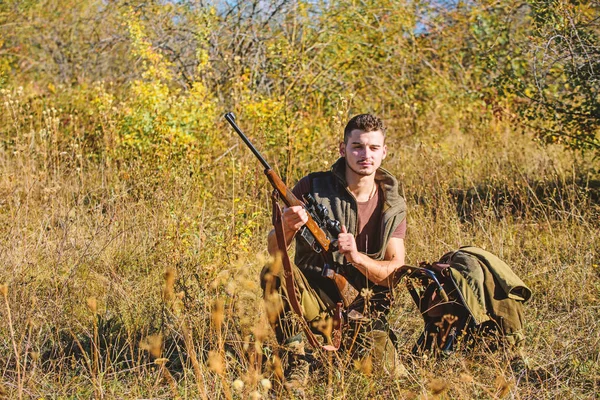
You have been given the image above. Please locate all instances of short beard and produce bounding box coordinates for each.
[347,162,373,177]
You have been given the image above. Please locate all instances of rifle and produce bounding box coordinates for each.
[224,112,359,308]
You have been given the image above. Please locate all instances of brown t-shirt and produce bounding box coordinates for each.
[292,176,406,254]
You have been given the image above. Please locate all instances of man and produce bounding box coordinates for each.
[264,114,407,383]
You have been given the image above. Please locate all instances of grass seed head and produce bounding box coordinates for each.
[428,378,448,395]
[232,379,244,392]
[495,375,512,398]
[260,378,272,391]
[252,318,270,342]
[272,355,284,381]
[269,254,282,276]
[249,390,262,400]
[207,350,225,375]
[86,297,97,314]
[225,281,237,295]
[211,270,230,290]
[442,314,459,324]
[211,298,224,330]
[354,356,373,375]
[30,351,40,362]
[360,287,374,302]
[140,333,163,358]
[163,267,176,301]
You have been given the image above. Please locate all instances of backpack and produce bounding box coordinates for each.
[407,246,531,353]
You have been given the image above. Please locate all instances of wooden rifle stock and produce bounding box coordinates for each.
[332,274,359,308]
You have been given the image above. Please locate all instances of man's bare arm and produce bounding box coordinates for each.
[337,229,405,287]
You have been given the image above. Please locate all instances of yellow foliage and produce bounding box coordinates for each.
[127,11,173,83]
[117,8,218,163]
[244,96,284,121]
[193,6,216,73]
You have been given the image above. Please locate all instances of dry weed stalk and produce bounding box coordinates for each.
[69,328,104,399]
[181,323,208,400]
[154,358,179,399]
[2,284,22,400]
[209,297,232,400]
[86,297,100,390]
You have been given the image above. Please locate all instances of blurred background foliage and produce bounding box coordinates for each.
[1,0,598,163]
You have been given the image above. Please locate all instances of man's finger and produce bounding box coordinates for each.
[300,214,308,223]
[341,225,347,234]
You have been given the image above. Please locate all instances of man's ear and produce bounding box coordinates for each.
[382,144,387,159]
[339,142,346,157]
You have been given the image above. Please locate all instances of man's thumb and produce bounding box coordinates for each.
[341,225,347,233]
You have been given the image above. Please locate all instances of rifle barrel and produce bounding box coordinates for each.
[224,113,272,171]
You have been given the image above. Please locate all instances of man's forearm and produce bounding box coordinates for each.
[347,253,403,287]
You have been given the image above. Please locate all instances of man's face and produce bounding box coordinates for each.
[339,129,387,177]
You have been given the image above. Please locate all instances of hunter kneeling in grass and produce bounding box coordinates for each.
[262,114,408,387]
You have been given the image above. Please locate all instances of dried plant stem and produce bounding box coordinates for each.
[182,323,208,400]
[2,285,23,400]
[155,363,179,399]
[20,322,33,387]
[69,329,103,399]
[92,315,100,387]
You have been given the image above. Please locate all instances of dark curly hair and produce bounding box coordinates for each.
[343,114,386,143]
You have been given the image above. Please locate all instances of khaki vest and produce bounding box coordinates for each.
[295,158,407,293]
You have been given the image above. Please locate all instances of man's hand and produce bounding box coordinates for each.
[282,205,308,234]
[337,226,405,287]
[337,225,361,265]
[267,205,307,256]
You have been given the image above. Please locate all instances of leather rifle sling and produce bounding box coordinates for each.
[271,192,341,351]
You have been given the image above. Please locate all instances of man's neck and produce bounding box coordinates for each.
[345,169,377,202]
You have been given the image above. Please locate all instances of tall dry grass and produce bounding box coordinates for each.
[0,84,598,399]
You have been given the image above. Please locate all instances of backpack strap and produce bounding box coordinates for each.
[271,191,342,351]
